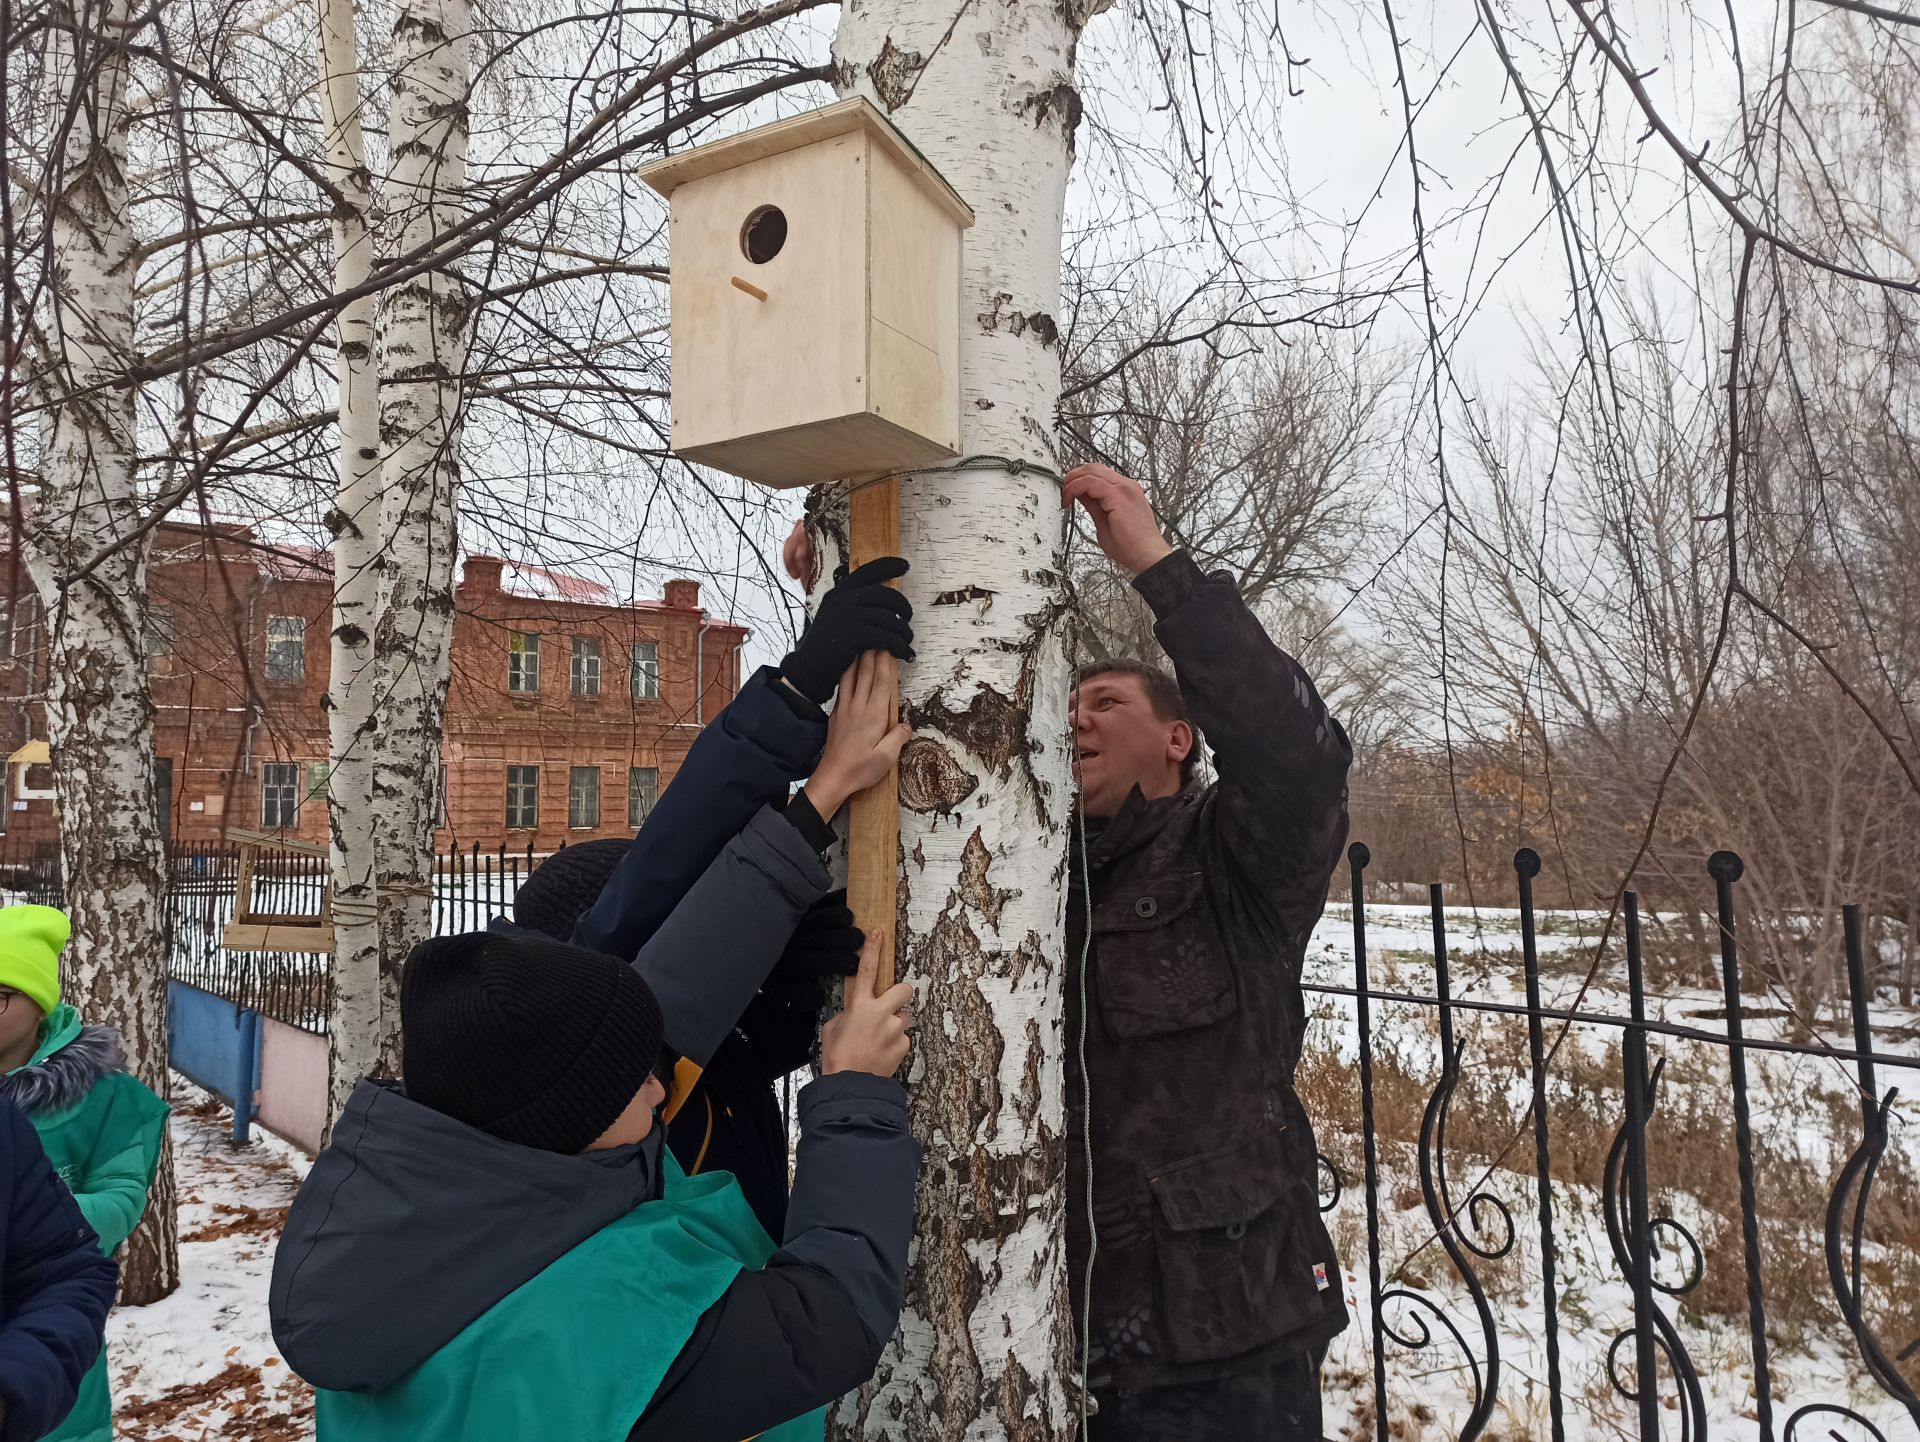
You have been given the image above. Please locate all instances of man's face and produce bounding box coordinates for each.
[1071,672,1188,820]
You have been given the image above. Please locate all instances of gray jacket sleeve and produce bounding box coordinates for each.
[631,1072,920,1442]
[635,804,833,1067]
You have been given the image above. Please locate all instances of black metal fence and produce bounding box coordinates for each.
[0,834,543,1034]
[1319,845,1917,1441]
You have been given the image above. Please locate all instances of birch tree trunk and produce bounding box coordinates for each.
[317,0,386,1126]
[27,0,177,1303]
[826,2,1104,1432]
[370,0,473,1056]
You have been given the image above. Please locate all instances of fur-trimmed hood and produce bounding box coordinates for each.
[0,1006,127,1117]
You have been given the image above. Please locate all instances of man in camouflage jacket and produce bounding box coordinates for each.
[1061,464,1352,1441]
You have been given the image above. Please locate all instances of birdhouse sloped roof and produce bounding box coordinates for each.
[638,96,974,229]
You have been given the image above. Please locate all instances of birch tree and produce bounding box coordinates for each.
[368,0,472,1062]
[24,0,178,1301]
[823,2,1108,1433]
[317,0,387,1122]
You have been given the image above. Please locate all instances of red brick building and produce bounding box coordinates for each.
[0,521,747,852]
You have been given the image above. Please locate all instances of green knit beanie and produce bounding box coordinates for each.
[0,905,68,1017]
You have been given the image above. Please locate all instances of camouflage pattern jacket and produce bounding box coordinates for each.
[1066,550,1352,1393]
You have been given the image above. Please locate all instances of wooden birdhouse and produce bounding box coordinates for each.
[639,98,974,488]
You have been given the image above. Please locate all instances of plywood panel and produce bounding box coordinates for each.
[669,135,868,455]
[868,151,961,450]
[639,97,974,229]
[678,409,956,490]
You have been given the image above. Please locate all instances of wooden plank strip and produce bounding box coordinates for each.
[846,475,901,994]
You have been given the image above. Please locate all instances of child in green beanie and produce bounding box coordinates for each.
[0,903,169,1442]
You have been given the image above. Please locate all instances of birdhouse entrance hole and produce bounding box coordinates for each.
[741,206,787,264]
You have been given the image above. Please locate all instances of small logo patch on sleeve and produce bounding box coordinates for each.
[1313,1262,1330,1292]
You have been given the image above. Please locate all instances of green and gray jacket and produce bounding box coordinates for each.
[273,805,920,1442]
[275,1073,915,1442]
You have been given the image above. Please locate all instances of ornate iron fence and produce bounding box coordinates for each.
[1317,844,1917,1441]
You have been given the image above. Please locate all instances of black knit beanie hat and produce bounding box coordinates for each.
[401,929,664,1154]
[512,838,631,940]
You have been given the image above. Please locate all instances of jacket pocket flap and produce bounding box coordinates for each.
[1093,870,1204,934]
[1148,1129,1290,1233]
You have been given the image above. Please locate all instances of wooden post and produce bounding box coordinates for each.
[847,475,901,992]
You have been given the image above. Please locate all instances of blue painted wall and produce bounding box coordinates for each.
[167,980,261,1142]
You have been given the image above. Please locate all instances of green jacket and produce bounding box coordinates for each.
[317,1159,824,1442]
[5,1004,170,1442]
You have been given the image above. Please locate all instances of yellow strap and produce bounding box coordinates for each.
[662,1055,704,1123]
[691,1094,716,1175]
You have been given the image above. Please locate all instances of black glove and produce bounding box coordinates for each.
[780,556,914,704]
[770,889,863,991]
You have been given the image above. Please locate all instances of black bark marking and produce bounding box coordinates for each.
[957,827,1017,929]
[866,37,925,111]
[899,736,979,814]
[933,584,995,607]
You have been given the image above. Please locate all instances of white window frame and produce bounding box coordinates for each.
[630,640,659,700]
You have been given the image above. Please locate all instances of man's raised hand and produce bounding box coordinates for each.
[1061,464,1175,577]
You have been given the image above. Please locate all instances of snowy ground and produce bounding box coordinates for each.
[111,1084,313,1441]
[108,901,1918,1440]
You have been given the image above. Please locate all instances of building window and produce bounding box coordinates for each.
[506,766,539,828]
[10,598,36,659]
[571,637,601,696]
[306,761,331,804]
[629,767,658,828]
[266,615,305,682]
[146,607,175,667]
[262,762,300,828]
[631,640,659,700]
[568,766,601,829]
[509,632,540,693]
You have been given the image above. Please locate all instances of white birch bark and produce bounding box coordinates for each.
[317,0,386,1124]
[826,3,1105,1433]
[26,0,177,1303]
[370,0,473,1057]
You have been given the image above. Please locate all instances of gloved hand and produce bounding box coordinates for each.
[758,889,862,1016]
[769,889,863,996]
[780,556,913,704]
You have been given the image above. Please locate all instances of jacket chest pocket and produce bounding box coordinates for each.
[1148,1129,1337,1364]
[1092,869,1236,1042]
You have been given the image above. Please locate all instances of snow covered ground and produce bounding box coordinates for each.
[110,1084,313,1441]
[106,900,1918,1440]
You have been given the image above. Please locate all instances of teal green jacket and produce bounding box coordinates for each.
[317,1159,823,1442]
[3,1004,169,1442]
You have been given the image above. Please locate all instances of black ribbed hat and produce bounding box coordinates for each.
[400,930,664,1154]
[512,838,630,941]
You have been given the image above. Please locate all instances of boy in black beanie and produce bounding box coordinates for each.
[272,902,916,1442]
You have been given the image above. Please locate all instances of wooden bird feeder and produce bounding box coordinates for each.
[639,97,974,489]
[220,831,335,953]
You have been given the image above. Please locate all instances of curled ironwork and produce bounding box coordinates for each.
[1602,1055,1709,1439]
[1822,1088,1920,1425]
[1783,1403,1893,1442]
[1318,1151,1343,1214]
[1413,1032,1503,1439]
